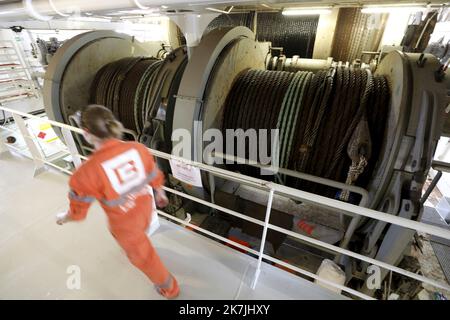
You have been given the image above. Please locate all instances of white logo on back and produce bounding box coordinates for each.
[101,149,146,195]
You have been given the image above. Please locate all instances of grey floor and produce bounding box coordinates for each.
[0,151,346,300]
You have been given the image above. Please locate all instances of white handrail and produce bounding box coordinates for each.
[0,105,84,134]
[2,104,450,299]
[211,151,369,207]
[151,149,450,241]
[156,208,375,301]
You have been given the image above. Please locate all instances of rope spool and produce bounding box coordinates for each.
[222,67,390,199]
[90,57,162,134]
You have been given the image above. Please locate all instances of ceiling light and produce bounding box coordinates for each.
[361,4,427,14]
[282,7,332,16]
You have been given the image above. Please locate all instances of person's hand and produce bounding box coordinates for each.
[56,210,71,225]
[155,188,169,208]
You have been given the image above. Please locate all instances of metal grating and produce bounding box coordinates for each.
[421,206,450,283]
[331,8,388,63]
[256,12,318,58]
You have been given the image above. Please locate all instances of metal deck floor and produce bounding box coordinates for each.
[422,206,450,284]
[0,152,346,300]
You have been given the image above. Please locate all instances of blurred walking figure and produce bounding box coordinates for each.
[56,104,179,299]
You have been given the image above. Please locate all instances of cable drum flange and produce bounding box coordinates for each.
[43,31,148,126]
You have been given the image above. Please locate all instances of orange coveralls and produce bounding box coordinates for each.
[67,139,179,297]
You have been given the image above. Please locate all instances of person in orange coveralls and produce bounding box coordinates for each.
[56,104,179,299]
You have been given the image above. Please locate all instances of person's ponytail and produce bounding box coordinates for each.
[105,119,124,139]
[80,104,124,140]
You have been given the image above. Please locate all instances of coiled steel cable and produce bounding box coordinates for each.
[222,70,294,176]
[90,57,161,134]
[205,12,319,58]
[222,67,390,198]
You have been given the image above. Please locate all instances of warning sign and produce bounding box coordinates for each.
[37,131,46,139]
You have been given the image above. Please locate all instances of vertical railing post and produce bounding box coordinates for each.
[251,188,275,290]
[61,127,82,168]
[11,113,46,177]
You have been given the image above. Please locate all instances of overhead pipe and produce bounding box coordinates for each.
[0,0,248,22]
[48,0,70,17]
[0,0,141,21]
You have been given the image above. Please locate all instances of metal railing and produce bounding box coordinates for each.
[1,104,450,300]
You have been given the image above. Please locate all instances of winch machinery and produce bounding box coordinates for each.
[43,28,450,296]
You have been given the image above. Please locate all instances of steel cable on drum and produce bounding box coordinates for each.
[90,57,161,135]
[205,12,319,58]
[296,68,336,174]
[222,70,293,176]
[326,68,373,177]
[222,66,390,200]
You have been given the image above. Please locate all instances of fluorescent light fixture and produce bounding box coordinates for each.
[67,16,111,22]
[117,9,157,15]
[188,0,248,7]
[282,7,332,16]
[361,4,427,14]
[0,11,18,16]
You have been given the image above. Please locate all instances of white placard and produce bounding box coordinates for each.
[26,117,66,158]
[169,159,203,187]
